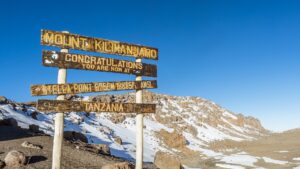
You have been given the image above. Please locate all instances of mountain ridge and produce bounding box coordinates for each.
[0,92,269,168]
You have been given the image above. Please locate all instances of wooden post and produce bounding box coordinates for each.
[52,31,68,169]
[135,58,143,169]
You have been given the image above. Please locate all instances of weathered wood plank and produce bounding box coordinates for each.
[37,100,156,113]
[31,80,157,96]
[42,50,157,77]
[41,29,158,60]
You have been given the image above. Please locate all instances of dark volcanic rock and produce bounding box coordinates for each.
[29,124,40,133]
[30,111,38,120]
[0,118,18,127]
[64,131,88,143]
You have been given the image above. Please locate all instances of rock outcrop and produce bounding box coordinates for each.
[157,129,187,149]
[64,131,88,143]
[0,118,18,127]
[0,96,9,105]
[95,144,111,155]
[114,136,123,145]
[154,151,184,169]
[29,124,40,133]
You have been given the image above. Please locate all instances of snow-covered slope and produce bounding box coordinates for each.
[0,92,268,167]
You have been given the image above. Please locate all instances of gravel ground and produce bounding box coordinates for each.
[0,126,156,169]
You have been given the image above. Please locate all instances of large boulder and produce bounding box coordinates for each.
[0,118,18,127]
[154,151,184,169]
[4,150,26,167]
[64,131,88,143]
[101,162,134,169]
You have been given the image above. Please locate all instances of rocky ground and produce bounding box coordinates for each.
[1,125,299,169]
[202,129,300,169]
[0,125,157,169]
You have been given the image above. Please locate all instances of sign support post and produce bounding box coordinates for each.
[35,29,158,169]
[52,31,68,169]
[135,58,143,169]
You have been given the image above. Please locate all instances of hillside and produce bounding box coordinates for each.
[2,92,298,169]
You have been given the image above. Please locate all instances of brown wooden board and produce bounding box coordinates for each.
[37,100,156,113]
[31,80,157,96]
[42,50,157,77]
[41,29,158,60]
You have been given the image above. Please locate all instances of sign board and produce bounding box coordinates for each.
[41,29,158,60]
[36,29,158,169]
[31,80,157,96]
[42,50,157,77]
[37,100,156,113]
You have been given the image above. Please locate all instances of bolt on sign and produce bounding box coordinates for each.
[41,29,158,60]
[42,50,157,77]
[31,80,157,96]
[37,100,156,114]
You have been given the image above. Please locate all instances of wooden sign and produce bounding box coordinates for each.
[42,50,157,77]
[31,80,157,96]
[37,100,156,113]
[41,29,158,60]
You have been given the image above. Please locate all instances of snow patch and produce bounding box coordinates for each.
[223,111,238,120]
[219,154,258,167]
[216,163,245,169]
[262,157,288,165]
[183,166,202,169]
[293,157,300,161]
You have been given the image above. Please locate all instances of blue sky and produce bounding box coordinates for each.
[0,0,299,131]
